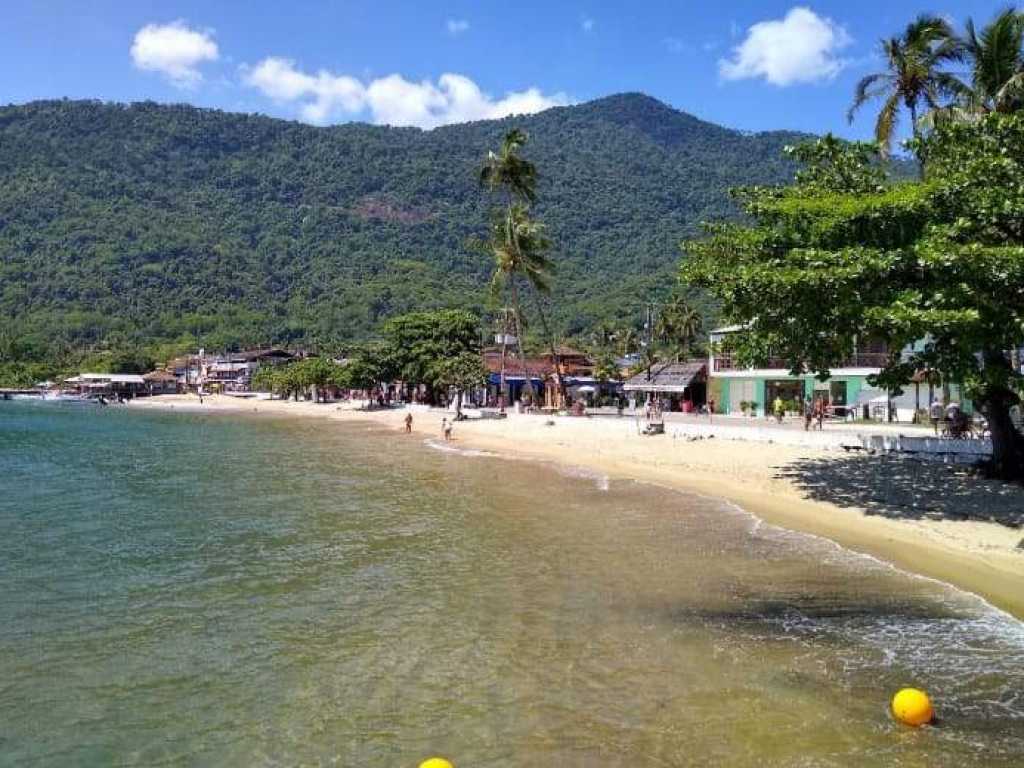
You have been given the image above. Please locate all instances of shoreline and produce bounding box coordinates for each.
[129,394,1024,620]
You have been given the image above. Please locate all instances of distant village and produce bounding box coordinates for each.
[15,327,977,427]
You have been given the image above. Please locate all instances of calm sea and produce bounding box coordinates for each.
[1,401,1022,766]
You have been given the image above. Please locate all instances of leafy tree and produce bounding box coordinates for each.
[784,134,888,194]
[682,122,1024,480]
[108,348,156,374]
[295,357,346,402]
[848,14,963,159]
[592,350,620,384]
[430,352,488,419]
[381,310,482,401]
[338,353,388,395]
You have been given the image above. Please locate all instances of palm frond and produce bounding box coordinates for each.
[847,73,888,123]
[875,92,902,157]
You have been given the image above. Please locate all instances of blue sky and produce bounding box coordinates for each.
[1,1,1005,139]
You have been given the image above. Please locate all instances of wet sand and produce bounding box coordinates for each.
[131,395,1024,619]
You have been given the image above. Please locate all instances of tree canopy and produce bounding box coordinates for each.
[682,116,1024,478]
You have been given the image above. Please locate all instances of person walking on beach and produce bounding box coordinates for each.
[803,398,814,431]
[707,396,715,423]
[443,418,453,442]
[404,412,413,434]
[815,397,825,431]
[929,397,943,435]
[773,396,785,424]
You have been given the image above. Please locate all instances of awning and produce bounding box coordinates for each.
[623,361,706,393]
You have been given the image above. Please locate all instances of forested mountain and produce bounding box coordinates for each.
[0,93,809,362]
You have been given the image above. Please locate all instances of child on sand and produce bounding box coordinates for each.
[442,418,453,442]
[405,413,413,433]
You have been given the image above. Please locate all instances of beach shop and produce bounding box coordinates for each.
[708,325,890,418]
[482,346,598,408]
[707,326,973,421]
[623,361,707,412]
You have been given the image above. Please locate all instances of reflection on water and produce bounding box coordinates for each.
[1,401,1022,766]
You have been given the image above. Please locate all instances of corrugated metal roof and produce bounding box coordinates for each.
[623,362,706,392]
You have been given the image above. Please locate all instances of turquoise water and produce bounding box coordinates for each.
[1,401,1023,766]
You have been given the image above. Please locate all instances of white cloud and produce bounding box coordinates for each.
[242,57,363,124]
[130,20,219,88]
[446,18,470,36]
[719,7,851,86]
[582,17,595,33]
[242,58,568,128]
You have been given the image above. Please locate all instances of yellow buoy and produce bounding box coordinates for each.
[419,759,454,768]
[891,687,934,726]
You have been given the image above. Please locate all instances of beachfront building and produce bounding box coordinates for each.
[708,325,890,419]
[65,373,147,398]
[481,346,620,409]
[167,355,202,391]
[623,361,707,412]
[707,326,972,421]
[198,348,296,393]
[542,346,621,409]
[142,370,179,395]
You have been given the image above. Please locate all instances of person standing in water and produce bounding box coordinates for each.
[405,412,413,434]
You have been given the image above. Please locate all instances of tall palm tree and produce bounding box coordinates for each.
[916,10,1024,136]
[480,128,537,205]
[617,327,639,358]
[655,297,703,361]
[960,8,1024,113]
[484,204,555,404]
[848,14,964,159]
[480,130,567,406]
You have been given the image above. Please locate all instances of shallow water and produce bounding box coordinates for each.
[1,401,1022,766]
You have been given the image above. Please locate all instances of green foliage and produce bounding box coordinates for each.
[655,294,704,361]
[0,95,809,369]
[682,118,1024,477]
[251,357,346,401]
[337,353,388,392]
[957,8,1024,114]
[382,309,481,387]
[430,352,488,393]
[592,351,620,383]
[785,134,889,194]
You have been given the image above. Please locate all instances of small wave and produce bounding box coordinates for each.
[555,464,611,491]
[423,438,498,458]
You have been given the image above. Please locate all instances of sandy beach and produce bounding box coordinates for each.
[131,394,1024,619]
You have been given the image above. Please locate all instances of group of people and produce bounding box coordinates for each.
[404,411,454,442]
[929,398,968,437]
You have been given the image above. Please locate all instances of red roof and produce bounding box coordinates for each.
[482,349,593,377]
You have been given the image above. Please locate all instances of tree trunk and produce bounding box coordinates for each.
[982,387,1024,481]
[509,281,535,406]
[499,314,508,408]
[909,102,925,180]
[978,351,1024,481]
[533,295,568,409]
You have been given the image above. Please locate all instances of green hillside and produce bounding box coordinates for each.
[0,93,808,363]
